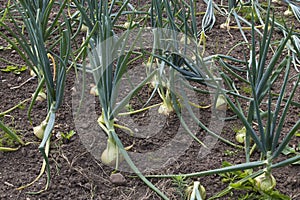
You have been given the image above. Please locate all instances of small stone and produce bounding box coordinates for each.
[109,173,126,185]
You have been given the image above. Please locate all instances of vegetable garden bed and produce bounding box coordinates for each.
[0,0,300,199]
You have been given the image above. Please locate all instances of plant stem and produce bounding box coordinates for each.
[118,102,162,116]
[0,98,31,116]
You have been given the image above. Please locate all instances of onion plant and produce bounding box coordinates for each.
[149,0,227,116]
[73,0,169,199]
[148,1,300,198]
[1,0,71,193]
[149,0,182,116]
[149,0,201,114]
[211,5,300,195]
[220,7,299,196]
[150,0,242,150]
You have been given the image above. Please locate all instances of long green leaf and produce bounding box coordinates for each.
[146,161,265,178]
[110,70,157,119]
[269,58,291,151]
[28,77,45,122]
[256,30,292,97]
[38,109,55,192]
[0,120,25,145]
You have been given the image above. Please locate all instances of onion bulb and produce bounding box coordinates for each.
[101,139,123,167]
[158,102,173,116]
[33,91,46,102]
[186,181,206,200]
[220,23,229,30]
[33,120,47,140]
[123,21,137,29]
[235,126,246,144]
[284,9,293,16]
[254,172,276,193]
[215,94,227,111]
[90,84,99,96]
[29,66,38,77]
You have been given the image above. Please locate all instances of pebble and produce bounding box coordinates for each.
[109,173,126,185]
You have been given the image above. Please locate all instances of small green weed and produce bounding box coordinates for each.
[125,104,134,112]
[0,43,12,51]
[0,132,17,147]
[57,130,76,143]
[172,176,188,199]
[241,85,252,95]
[224,149,238,156]
[282,144,300,165]
[0,65,27,75]
[238,6,259,22]
[217,161,291,200]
